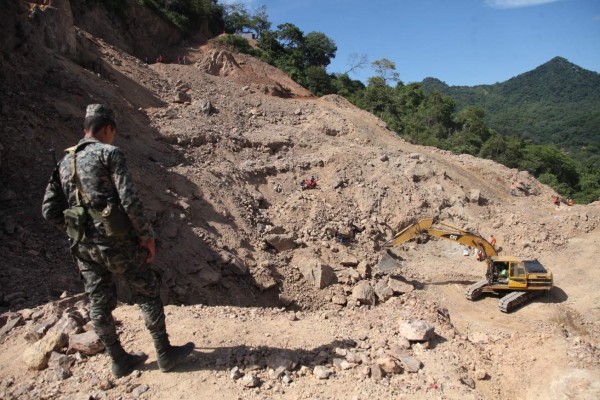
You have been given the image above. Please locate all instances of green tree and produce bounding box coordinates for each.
[276,23,304,49]
[331,73,365,100]
[455,106,491,143]
[223,3,250,33]
[223,2,269,38]
[371,58,400,85]
[498,135,525,168]
[304,32,337,67]
[479,132,506,160]
[359,76,394,115]
[303,66,335,96]
[520,144,580,190]
[256,30,284,64]
[396,83,425,112]
[249,5,270,38]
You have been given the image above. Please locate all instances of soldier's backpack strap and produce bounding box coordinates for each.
[66,143,94,207]
[62,142,95,243]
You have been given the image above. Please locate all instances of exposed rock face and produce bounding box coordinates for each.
[198,50,241,77]
[0,0,75,57]
[38,0,77,57]
[70,0,183,60]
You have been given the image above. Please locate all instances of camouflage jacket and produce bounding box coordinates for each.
[42,138,154,242]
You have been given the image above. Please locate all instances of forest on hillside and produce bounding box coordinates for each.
[87,0,600,204]
[421,57,600,165]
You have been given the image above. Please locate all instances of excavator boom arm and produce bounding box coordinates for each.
[384,218,498,257]
[384,218,435,247]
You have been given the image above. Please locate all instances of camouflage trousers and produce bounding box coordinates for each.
[71,239,166,347]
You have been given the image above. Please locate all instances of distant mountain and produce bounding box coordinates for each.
[421,57,600,160]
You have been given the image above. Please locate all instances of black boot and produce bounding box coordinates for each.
[105,341,148,378]
[153,334,195,372]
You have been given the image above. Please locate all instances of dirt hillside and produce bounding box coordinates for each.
[1,2,599,399]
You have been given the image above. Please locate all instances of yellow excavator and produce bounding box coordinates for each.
[383,217,553,312]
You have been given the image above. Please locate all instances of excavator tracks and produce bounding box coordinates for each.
[465,280,488,301]
[498,291,544,313]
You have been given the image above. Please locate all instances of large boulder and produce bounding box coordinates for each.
[399,320,435,342]
[374,281,394,302]
[174,91,192,104]
[357,261,371,279]
[0,313,24,338]
[468,189,482,204]
[398,356,423,373]
[352,281,376,305]
[265,233,297,252]
[68,331,104,356]
[24,315,60,343]
[296,257,337,289]
[387,277,414,294]
[47,313,82,337]
[22,332,68,370]
[376,356,402,375]
[266,352,299,371]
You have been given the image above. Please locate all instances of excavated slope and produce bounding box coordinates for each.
[1,2,599,399]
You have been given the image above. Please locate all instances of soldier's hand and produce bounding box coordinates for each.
[139,237,156,264]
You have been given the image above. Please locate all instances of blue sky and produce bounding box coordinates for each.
[222,0,600,86]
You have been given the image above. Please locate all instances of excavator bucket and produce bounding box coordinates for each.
[377,249,405,272]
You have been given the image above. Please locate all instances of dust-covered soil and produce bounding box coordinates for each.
[1,2,599,399]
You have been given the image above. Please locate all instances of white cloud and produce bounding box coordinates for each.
[485,0,561,9]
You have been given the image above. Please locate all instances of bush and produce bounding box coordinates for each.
[214,34,258,56]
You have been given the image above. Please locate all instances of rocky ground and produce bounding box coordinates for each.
[1,2,600,399]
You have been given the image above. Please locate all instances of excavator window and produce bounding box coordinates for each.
[495,262,509,273]
[512,262,526,278]
[492,262,509,284]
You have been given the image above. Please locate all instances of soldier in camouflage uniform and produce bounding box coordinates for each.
[42,104,194,378]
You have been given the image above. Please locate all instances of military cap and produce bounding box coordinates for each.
[85,104,116,123]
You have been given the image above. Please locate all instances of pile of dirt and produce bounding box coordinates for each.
[1,2,599,399]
